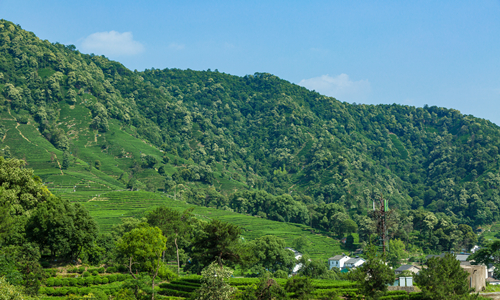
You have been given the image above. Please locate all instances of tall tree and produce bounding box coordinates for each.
[116,223,167,300]
[352,244,395,299]
[247,235,295,274]
[416,253,476,299]
[191,219,241,269]
[146,206,194,274]
[468,240,500,278]
[26,197,98,261]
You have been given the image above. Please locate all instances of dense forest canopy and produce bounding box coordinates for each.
[1,19,500,251]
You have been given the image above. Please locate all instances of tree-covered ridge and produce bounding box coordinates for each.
[1,18,500,233]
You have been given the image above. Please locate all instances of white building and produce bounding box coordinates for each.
[344,257,366,269]
[328,254,350,270]
[286,247,305,274]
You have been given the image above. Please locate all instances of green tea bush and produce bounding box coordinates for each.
[85,276,94,286]
[91,289,108,300]
[169,280,201,288]
[106,267,116,273]
[95,276,103,284]
[379,295,409,300]
[98,267,105,273]
[102,277,109,284]
[69,278,77,286]
[159,283,198,292]
[78,266,86,274]
[158,288,192,297]
[77,277,86,286]
[44,287,55,295]
[92,270,99,276]
[46,278,54,286]
[54,279,62,286]
[79,287,91,295]
[107,274,117,283]
[117,274,128,281]
[83,271,91,277]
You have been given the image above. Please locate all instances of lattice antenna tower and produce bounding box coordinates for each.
[373,195,390,259]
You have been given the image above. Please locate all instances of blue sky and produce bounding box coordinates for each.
[2,1,500,124]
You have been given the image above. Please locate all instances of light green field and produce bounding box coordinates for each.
[79,190,342,261]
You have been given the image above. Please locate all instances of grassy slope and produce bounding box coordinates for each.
[79,191,342,261]
[1,102,342,260]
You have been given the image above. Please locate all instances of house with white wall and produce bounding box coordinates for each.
[328,254,350,270]
[344,257,366,269]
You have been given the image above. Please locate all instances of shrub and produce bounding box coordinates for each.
[69,278,77,286]
[107,274,117,283]
[44,287,55,295]
[85,276,95,286]
[83,271,91,277]
[67,287,77,295]
[285,276,314,300]
[158,263,178,281]
[54,279,62,286]
[159,283,198,292]
[274,270,288,279]
[46,278,54,286]
[77,277,86,286]
[91,289,108,300]
[101,277,109,284]
[118,265,127,272]
[61,279,69,286]
[106,267,116,273]
[92,270,99,276]
[158,288,192,297]
[98,267,105,273]
[78,266,86,274]
[117,274,127,281]
[79,287,91,295]
[95,276,103,284]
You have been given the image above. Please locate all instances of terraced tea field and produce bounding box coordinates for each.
[76,190,342,261]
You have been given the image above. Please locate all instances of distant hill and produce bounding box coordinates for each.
[2,19,500,232]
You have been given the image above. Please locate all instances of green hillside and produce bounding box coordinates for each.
[1,19,500,253]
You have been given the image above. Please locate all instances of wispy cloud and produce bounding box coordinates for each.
[81,31,144,56]
[298,74,371,102]
[168,42,185,50]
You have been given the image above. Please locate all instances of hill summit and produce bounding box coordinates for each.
[1,19,500,231]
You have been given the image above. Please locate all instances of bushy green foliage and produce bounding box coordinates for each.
[352,244,395,299]
[192,262,235,300]
[415,253,475,299]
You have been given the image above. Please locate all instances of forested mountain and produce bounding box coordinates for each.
[1,19,499,251]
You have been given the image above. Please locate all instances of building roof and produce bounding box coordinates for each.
[328,254,349,261]
[345,257,365,265]
[456,254,470,262]
[395,265,420,272]
[425,253,470,262]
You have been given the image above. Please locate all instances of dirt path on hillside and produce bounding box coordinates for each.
[15,123,35,144]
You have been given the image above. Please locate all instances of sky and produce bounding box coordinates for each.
[2,1,500,124]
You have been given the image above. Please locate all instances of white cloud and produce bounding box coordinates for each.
[298,74,371,102]
[168,42,185,50]
[81,31,144,56]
